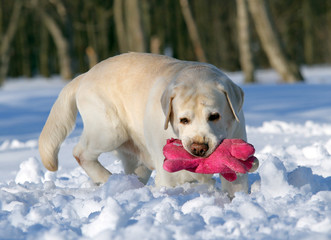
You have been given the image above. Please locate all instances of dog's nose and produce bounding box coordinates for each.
[190,142,209,157]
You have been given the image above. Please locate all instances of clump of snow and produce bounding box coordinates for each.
[82,197,128,237]
[100,174,145,198]
[15,157,44,184]
[259,156,295,198]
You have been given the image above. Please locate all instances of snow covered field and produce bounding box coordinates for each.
[0,67,331,239]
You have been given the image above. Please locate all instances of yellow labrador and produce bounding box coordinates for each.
[39,53,247,197]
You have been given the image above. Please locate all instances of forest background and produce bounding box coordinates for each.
[0,0,330,86]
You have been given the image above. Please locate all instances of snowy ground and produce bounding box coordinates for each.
[0,66,331,239]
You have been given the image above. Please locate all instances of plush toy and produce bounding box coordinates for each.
[163,138,259,182]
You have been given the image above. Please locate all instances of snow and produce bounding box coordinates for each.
[1,66,331,239]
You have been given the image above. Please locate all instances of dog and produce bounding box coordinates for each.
[39,52,247,197]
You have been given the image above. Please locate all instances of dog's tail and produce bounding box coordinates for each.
[39,75,82,172]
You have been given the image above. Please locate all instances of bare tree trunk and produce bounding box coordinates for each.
[327,1,331,63]
[97,6,112,60]
[0,0,22,86]
[124,0,147,52]
[150,36,161,54]
[34,2,72,80]
[86,46,98,69]
[303,0,314,64]
[248,0,303,82]
[179,0,207,62]
[86,20,98,65]
[236,0,255,83]
[114,0,147,53]
[114,0,128,53]
[49,0,67,21]
[40,25,50,77]
[19,18,32,77]
[0,2,2,38]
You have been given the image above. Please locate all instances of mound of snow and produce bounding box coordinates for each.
[15,157,44,184]
[0,139,38,151]
[259,156,296,198]
[0,152,330,239]
[249,120,331,136]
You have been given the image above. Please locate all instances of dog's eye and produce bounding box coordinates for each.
[208,113,220,122]
[180,118,190,125]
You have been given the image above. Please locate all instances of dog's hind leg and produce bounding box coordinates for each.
[73,96,128,184]
[73,146,110,184]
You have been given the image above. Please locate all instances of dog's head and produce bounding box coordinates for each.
[161,65,244,157]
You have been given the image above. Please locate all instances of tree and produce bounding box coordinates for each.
[248,0,303,82]
[326,0,331,63]
[114,0,147,53]
[179,0,206,62]
[1,0,330,82]
[303,0,314,64]
[236,0,255,83]
[114,0,128,53]
[0,0,22,86]
[33,0,72,80]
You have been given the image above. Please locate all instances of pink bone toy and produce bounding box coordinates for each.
[163,138,259,182]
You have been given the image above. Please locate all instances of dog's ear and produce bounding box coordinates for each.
[216,77,244,122]
[161,86,176,130]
